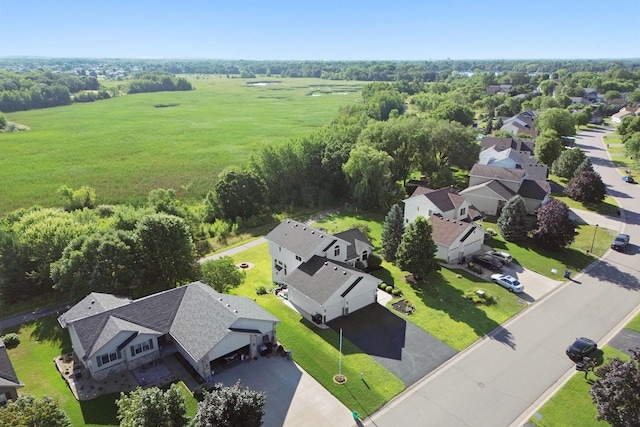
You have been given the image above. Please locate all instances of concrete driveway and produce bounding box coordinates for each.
[209,355,354,427]
[327,304,457,387]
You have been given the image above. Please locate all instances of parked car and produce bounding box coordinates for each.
[566,337,597,363]
[490,273,524,293]
[611,233,630,251]
[486,250,513,264]
[471,254,503,270]
[622,175,635,183]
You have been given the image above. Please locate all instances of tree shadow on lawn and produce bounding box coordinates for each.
[29,315,73,354]
[79,393,119,425]
[408,271,516,349]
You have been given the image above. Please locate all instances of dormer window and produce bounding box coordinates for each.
[460,207,466,216]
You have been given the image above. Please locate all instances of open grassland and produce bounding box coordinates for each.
[0,77,364,214]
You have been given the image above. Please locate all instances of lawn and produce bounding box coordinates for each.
[228,242,405,418]
[5,317,197,426]
[482,218,614,281]
[0,77,365,214]
[529,345,631,427]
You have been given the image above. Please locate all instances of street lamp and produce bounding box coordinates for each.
[590,224,599,253]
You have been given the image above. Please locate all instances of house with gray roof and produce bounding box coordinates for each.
[478,146,548,180]
[479,136,534,155]
[460,164,550,215]
[0,338,23,406]
[265,220,381,324]
[58,281,280,381]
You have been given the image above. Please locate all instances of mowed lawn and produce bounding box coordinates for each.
[0,77,364,214]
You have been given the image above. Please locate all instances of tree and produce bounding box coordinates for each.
[566,170,606,204]
[625,133,640,167]
[574,157,595,176]
[116,384,188,427]
[58,185,97,211]
[381,204,404,262]
[213,168,268,221]
[496,196,530,242]
[0,111,6,129]
[590,348,640,426]
[574,109,591,127]
[534,129,564,167]
[136,213,198,295]
[0,395,72,427]
[148,188,184,217]
[395,216,439,278]
[430,101,475,126]
[531,199,576,251]
[200,256,246,293]
[364,89,405,121]
[618,116,640,143]
[535,107,576,137]
[551,148,587,179]
[192,381,266,427]
[342,145,396,209]
[51,229,141,298]
[484,118,493,135]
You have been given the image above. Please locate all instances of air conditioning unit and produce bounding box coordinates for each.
[312,313,323,324]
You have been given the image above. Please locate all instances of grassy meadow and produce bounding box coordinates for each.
[0,77,365,214]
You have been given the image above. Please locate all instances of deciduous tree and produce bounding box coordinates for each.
[535,107,576,136]
[625,132,640,167]
[590,348,640,427]
[566,170,606,204]
[531,199,575,251]
[192,381,266,427]
[496,195,530,242]
[116,384,188,427]
[200,256,246,293]
[395,216,438,278]
[551,148,587,179]
[0,395,71,427]
[58,185,97,211]
[342,145,396,209]
[381,204,404,262]
[213,168,268,221]
[534,129,563,167]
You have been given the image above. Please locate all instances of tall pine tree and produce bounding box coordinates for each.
[381,204,404,261]
[395,216,438,278]
[497,195,530,241]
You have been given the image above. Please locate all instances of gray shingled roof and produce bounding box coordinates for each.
[285,257,378,305]
[409,186,465,212]
[333,228,374,261]
[469,164,527,182]
[265,219,340,258]
[63,282,280,361]
[0,339,22,387]
[462,180,516,201]
[430,216,476,246]
[58,292,131,328]
[518,179,550,201]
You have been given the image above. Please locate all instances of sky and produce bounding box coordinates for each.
[1,0,638,61]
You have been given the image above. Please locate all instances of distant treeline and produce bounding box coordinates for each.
[0,70,193,113]
[128,74,193,94]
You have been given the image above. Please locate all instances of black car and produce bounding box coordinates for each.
[566,337,597,363]
[611,233,630,251]
[470,254,503,271]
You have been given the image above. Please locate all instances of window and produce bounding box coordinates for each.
[334,247,340,257]
[460,207,466,216]
[295,255,301,261]
[362,251,368,261]
[130,339,154,357]
[97,350,121,367]
[428,210,433,216]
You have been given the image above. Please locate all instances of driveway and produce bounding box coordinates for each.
[327,304,457,386]
[209,355,354,427]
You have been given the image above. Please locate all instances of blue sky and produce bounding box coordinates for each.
[1,0,638,60]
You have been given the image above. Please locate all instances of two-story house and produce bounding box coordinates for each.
[265,220,381,324]
[460,164,550,216]
[478,146,548,180]
[402,186,485,263]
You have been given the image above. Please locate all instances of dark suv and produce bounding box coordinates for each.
[611,233,630,251]
[470,254,503,270]
[566,337,597,363]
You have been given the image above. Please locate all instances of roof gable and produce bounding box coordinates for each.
[0,339,22,387]
[408,186,466,213]
[469,164,527,182]
[265,219,341,258]
[430,216,477,246]
[58,292,130,327]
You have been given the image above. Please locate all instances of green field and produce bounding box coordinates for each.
[0,77,365,214]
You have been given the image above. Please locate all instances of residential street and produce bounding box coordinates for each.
[364,126,640,427]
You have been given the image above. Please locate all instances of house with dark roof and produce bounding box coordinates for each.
[265,220,381,324]
[0,338,23,405]
[459,164,550,215]
[402,186,485,262]
[478,146,548,180]
[479,136,535,155]
[58,282,280,381]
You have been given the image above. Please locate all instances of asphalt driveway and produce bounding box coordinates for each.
[327,304,457,386]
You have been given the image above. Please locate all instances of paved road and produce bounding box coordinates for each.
[364,126,640,427]
[0,301,72,330]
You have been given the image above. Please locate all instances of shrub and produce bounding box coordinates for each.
[464,289,496,306]
[366,253,383,270]
[385,285,394,293]
[485,228,497,236]
[391,288,402,297]
[378,283,386,290]
[255,285,267,295]
[1,333,20,348]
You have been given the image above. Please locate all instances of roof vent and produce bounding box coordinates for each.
[343,271,347,275]
[91,300,95,304]
[234,310,238,313]
[286,219,290,223]
[333,266,337,270]
[219,298,223,301]
[303,227,306,230]
[311,230,315,234]
[226,304,230,307]
[320,235,324,238]
[324,261,328,266]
